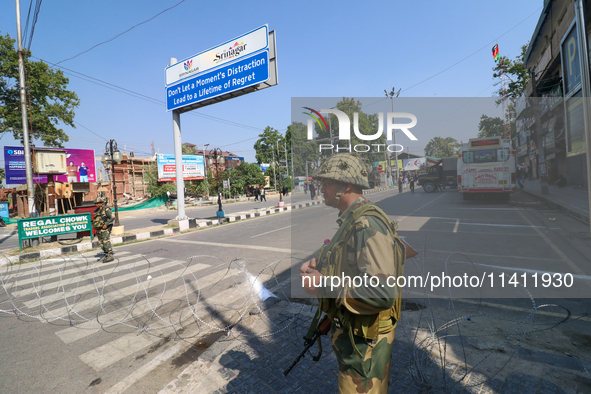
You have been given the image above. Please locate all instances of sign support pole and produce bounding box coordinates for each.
[172,108,187,220]
[170,57,187,221]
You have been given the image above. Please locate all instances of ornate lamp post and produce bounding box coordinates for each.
[385,87,401,184]
[100,139,123,226]
[271,160,283,205]
[203,143,210,200]
[207,148,225,216]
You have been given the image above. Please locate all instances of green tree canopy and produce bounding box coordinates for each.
[493,44,530,100]
[228,162,265,196]
[312,98,387,166]
[477,115,505,138]
[253,126,285,164]
[288,121,319,177]
[0,32,80,147]
[424,137,460,158]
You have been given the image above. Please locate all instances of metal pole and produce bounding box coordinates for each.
[203,143,209,200]
[391,97,399,182]
[15,0,36,218]
[110,145,120,227]
[172,109,186,219]
[272,150,276,192]
[574,0,591,234]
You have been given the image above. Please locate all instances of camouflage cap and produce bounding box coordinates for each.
[94,197,106,204]
[312,153,370,189]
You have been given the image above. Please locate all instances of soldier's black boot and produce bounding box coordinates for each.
[103,254,114,263]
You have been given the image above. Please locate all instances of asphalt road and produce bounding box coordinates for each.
[0,186,590,393]
[0,192,317,252]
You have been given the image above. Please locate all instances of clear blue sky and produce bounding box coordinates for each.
[1,0,542,169]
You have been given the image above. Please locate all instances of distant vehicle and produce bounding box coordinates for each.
[457,137,515,200]
[417,157,458,193]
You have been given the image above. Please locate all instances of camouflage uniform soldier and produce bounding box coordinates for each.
[93,197,115,262]
[300,153,405,393]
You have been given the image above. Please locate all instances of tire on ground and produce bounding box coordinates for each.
[423,182,436,193]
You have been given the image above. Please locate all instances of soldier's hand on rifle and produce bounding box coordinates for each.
[102,225,107,230]
[300,258,323,296]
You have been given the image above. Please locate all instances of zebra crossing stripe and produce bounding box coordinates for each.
[76,269,253,371]
[21,257,168,309]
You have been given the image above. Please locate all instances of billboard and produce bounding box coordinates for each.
[157,154,204,181]
[4,146,97,184]
[403,158,427,171]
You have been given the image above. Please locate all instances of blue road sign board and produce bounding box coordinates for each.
[166,50,269,112]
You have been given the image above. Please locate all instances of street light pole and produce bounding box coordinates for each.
[203,143,209,200]
[207,148,225,216]
[385,88,401,183]
[101,140,123,227]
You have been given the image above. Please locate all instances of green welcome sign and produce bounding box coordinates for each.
[18,213,93,249]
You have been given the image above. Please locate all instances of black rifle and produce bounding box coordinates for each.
[283,315,331,377]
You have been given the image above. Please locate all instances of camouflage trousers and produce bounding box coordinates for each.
[331,325,396,394]
[97,229,113,255]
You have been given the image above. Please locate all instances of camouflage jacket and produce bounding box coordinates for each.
[315,196,405,339]
[93,205,114,230]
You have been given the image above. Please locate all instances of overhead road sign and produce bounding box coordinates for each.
[165,25,269,87]
[166,50,269,112]
[165,25,278,113]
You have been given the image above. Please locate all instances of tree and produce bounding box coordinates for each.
[182,143,197,155]
[228,162,265,197]
[312,97,386,165]
[254,126,284,164]
[424,137,460,158]
[0,32,80,147]
[289,121,319,177]
[493,44,530,100]
[143,163,176,197]
[477,115,504,138]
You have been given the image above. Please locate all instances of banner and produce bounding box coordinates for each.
[157,154,204,181]
[4,146,97,184]
[18,213,92,249]
[402,158,427,171]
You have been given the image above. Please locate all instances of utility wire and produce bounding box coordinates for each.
[56,0,187,64]
[401,6,542,94]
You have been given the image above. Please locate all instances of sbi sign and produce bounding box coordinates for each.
[7,149,24,156]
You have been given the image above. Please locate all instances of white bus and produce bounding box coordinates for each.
[457,137,516,200]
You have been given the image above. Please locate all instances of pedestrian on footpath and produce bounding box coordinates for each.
[304,183,308,194]
[92,197,114,262]
[310,183,316,200]
[517,163,525,189]
[398,177,403,193]
[254,187,260,201]
[300,153,405,393]
[260,187,266,202]
[403,175,408,189]
[410,176,415,192]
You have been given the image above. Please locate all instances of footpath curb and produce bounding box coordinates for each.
[520,189,590,225]
[1,187,393,265]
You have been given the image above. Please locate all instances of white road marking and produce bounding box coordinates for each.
[77,269,250,371]
[453,219,460,233]
[103,341,186,394]
[165,239,295,254]
[251,224,296,238]
[442,221,560,229]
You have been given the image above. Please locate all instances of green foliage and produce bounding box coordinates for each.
[143,163,176,197]
[477,115,505,138]
[0,32,80,147]
[289,121,319,177]
[182,144,197,155]
[254,126,285,164]
[227,162,265,196]
[424,137,460,158]
[492,44,530,100]
[313,98,386,164]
